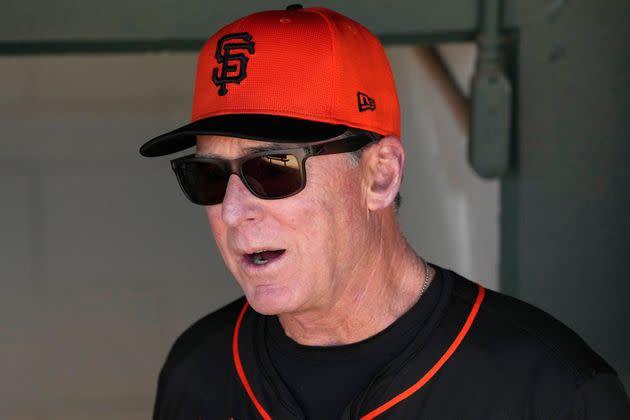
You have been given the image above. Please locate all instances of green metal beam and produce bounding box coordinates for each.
[0,0,478,54]
[0,31,478,55]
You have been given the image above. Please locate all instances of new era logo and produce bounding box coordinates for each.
[357,91,376,112]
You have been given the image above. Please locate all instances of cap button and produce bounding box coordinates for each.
[286,4,303,10]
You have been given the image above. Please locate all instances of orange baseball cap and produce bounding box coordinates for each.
[140,4,400,157]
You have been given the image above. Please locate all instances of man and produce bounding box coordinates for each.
[140,5,630,419]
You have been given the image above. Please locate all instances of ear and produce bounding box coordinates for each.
[361,136,405,211]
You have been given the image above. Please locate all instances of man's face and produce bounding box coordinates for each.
[198,135,367,315]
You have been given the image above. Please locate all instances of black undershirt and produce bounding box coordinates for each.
[265,267,443,419]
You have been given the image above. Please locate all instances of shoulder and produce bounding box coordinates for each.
[161,296,246,373]
[423,267,630,419]
[157,296,246,390]
[444,268,614,385]
[153,297,247,418]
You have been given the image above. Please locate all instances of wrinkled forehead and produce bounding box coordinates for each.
[196,135,298,158]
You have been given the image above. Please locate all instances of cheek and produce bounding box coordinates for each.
[205,206,228,248]
[291,162,359,244]
[307,160,362,218]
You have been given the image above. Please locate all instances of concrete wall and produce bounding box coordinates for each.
[0,45,498,418]
[394,44,499,288]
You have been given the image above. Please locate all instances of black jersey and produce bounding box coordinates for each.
[263,264,446,418]
[153,266,630,419]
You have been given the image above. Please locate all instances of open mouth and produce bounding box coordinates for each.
[245,249,286,266]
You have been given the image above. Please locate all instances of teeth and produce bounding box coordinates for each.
[252,252,268,265]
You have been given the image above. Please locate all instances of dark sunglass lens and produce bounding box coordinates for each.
[242,154,302,198]
[174,161,229,205]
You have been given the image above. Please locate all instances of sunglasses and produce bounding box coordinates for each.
[170,134,379,206]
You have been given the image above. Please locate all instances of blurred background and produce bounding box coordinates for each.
[0,0,628,418]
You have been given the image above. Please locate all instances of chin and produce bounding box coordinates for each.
[245,284,300,315]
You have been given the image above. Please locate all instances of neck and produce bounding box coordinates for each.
[277,214,433,346]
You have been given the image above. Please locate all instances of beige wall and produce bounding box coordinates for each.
[391,44,499,287]
[0,45,498,419]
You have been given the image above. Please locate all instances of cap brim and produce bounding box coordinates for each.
[139,114,348,157]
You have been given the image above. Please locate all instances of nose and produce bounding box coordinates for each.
[221,174,263,227]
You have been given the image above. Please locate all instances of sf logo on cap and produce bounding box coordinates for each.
[212,32,256,96]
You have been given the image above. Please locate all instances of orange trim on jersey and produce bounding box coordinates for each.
[232,284,486,420]
[232,301,272,420]
[360,284,486,419]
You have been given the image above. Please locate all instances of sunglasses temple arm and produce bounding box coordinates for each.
[310,136,377,156]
